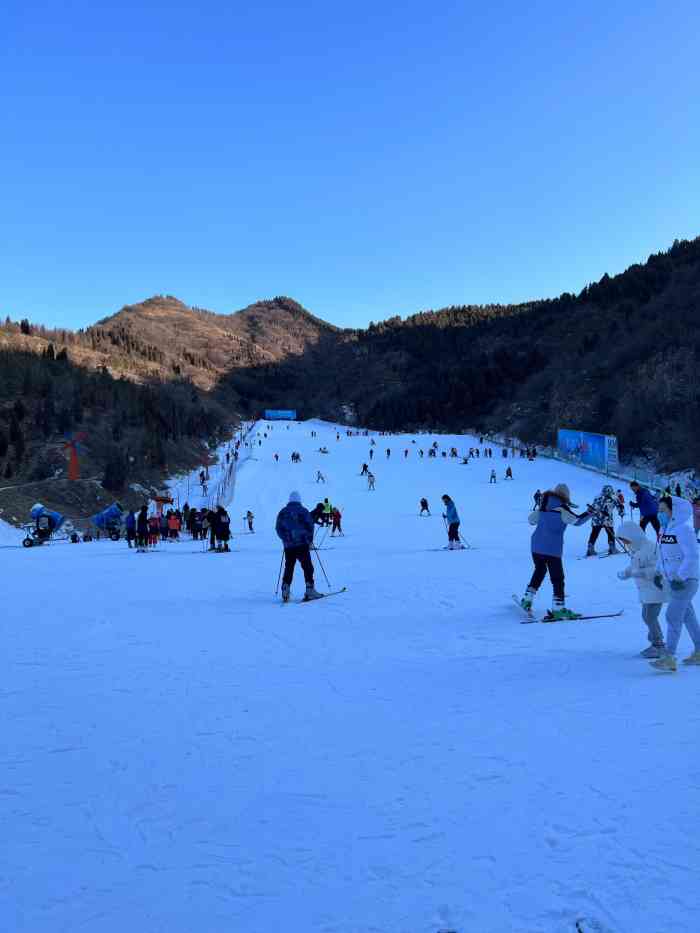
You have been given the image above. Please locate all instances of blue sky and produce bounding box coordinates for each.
[1,0,698,330]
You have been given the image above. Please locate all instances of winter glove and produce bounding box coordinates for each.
[671,578,687,592]
[653,573,664,590]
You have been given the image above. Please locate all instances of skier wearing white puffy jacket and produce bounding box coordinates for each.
[586,484,624,556]
[615,521,668,658]
[649,496,700,672]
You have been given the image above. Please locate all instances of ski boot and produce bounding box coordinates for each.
[303,583,323,602]
[608,544,618,556]
[650,655,677,673]
[544,607,581,622]
[639,645,664,659]
[520,588,535,613]
[682,651,700,666]
[281,583,291,603]
[586,543,596,557]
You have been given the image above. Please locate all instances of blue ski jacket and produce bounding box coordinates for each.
[275,501,314,548]
[530,494,589,557]
[632,486,658,518]
[443,500,460,524]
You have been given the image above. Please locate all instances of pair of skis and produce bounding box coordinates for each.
[511,595,623,624]
[283,587,347,605]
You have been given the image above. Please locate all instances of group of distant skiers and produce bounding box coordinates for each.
[520,479,700,673]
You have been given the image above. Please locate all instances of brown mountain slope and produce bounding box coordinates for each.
[88,295,340,388]
[0,295,338,391]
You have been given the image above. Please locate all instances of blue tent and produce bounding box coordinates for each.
[91,502,125,530]
[30,503,65,530]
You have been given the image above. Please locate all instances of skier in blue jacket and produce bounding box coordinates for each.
[441,494,464,550]
[275,491,322,602]
[629,481,660,536]
[520,483,591,620]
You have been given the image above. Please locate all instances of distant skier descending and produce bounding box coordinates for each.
[275,491,322,602]
[520,484,591,620]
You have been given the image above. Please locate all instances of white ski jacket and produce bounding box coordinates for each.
[617,521,667,604]
[656,497,700,582]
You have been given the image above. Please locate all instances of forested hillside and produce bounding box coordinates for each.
[222,237,700,469]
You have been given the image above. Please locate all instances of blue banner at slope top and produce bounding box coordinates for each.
[264,409,297,420]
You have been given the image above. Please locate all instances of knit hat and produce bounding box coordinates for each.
[553,483,576,506]
[288,491,301,504]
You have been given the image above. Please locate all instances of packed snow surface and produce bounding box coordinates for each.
[3,420,699,933]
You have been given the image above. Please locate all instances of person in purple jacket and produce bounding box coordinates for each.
[520,484,591,620]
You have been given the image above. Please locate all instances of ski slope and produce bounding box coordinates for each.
[3,419,699,933]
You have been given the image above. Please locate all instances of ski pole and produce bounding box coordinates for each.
[311,545,331,588]
[275,550,284,595]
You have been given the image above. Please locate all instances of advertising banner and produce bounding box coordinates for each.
[557,429,619,473]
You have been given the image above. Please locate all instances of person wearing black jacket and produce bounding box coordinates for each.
[136,505,148,551]
[215,506,231,551]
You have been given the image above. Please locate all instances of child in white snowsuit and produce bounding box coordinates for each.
[616,521,667,658]
[649,496,700,672]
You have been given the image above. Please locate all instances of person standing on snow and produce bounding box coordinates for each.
[441,494,463,549]
[419,497,430,516]
[489,469,497,484]
[616,521,668,658]
[125,510,136,548]
[275,491,322,602]
[648,496,700,672]
[322,498,332,526]
[214,506,231,551]
[520,484,591,620]
[246,510,254,533]
[331,507,343,536]
[367,471,376,490]
[136,505,148,551]
[586,484,624,556]
[629,481,660,536]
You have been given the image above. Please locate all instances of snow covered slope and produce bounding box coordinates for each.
[4,420,699,933]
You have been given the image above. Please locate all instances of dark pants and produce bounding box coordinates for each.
[283,545,314,586]
[529,553,565,600]
[640,514,661,535]
[136,533,147,549]
[588,524,615,548]
[448,521,460,543]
